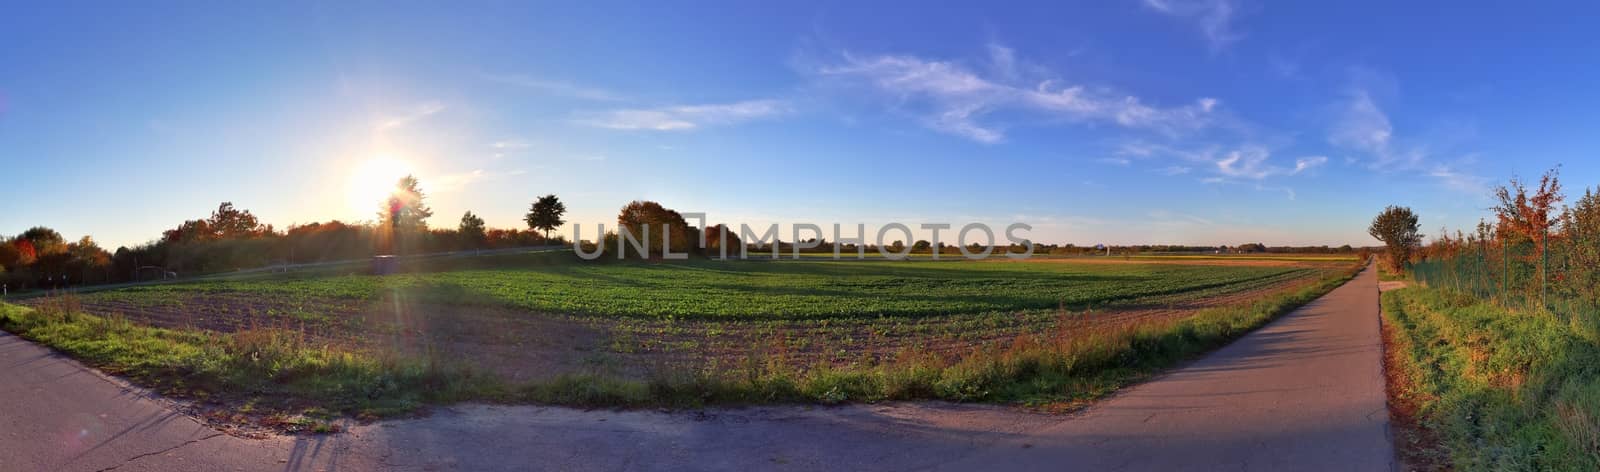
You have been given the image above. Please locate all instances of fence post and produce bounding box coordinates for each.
[1541,229,1549,309]
[1480,241,1489,298]
[1500,242,1507,302]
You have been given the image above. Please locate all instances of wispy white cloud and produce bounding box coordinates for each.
[1428,164,1491,194]
[376,101,445,130]
[1327,84,1487,192]
[1254,183,1297,200]
[813,49,1220,143]
[491,139,532,150]
[1214,146,1277,179]
[431,169,487,193]
[481,74,624,101]
[1125,141,1320,181]
[1197,175,1298,200]
[1118,141,1159,157]
[1148,210,1214,225]
[1097,157,1133,166]
[1292,156,1328,174]
[574,99,789,131]
[1142,0,1243,52]
[986,43,1019,80]
[1268,53,1301,79]
[1328,90,1396,161]
[431,168,526,193]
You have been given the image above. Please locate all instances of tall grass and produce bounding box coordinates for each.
[0,295,495,416]
[1383,286,1600,471]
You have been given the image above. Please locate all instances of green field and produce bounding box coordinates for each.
[72,255,1322,320]
[1,253,1360,424]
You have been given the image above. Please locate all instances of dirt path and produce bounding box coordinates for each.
[1,266,1391,471]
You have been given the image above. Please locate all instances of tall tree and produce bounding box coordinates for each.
[615,200,690,257]
[163,219,214,243]
[378,175,433,232]
[1492,167,1563,258]
[458,211,487,248]
[701,224,741,256]
[11,239,37,267]
[19,226,66,257]
[208,202,266,238]
[1369,205,1423,272]
[66,236,111,283]
[525,194,568,242]
[0,239,23,271]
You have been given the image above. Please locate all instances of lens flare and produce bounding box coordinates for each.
[345,157,412,217]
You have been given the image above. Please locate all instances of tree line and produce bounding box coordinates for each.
[1391,167,1600,309]
[1367,166,1600,308]
[0,175,567,291]
[3,173,1375,290]
[579,200,1359,260]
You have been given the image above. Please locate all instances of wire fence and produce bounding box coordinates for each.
[1411,233,1600,328]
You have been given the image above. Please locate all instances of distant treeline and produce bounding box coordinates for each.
[578,200,1364,259]
[2,175,1366,291]
[1035,243,1361,255]
[1,175,567,291]
[712,241,1360,257]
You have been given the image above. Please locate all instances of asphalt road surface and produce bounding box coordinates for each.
[0,266,1392,471]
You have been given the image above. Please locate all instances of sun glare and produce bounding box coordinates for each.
[345,157,413,216]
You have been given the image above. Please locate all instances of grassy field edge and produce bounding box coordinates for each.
[1381,286,1600,471]
[0,262,1361,422]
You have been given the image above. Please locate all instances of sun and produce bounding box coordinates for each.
[345,157,413,216]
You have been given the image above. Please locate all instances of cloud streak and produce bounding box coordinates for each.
[491,139,531,150]
[1327,85,1487,192]
[375,101,445,130]
[1328,90,1400,163]
[1142,0,1243,52]
[1293,156,1328,174]
[813,49,1220,143]
[1123,141,1324,181]
[431,168,527,193]
[574,99,789,131]
[576,98,787,130]
[482,74,624,101]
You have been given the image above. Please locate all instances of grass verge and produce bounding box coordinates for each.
[0,263,1358,422]
[1382,286,1600,471]
[0,298,497,421]
[1378,262,1408,282]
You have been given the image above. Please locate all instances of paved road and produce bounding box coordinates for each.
[0,266,1392,471]
[935,264,1394,471]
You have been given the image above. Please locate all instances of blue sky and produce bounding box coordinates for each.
[4,1,1598,248]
